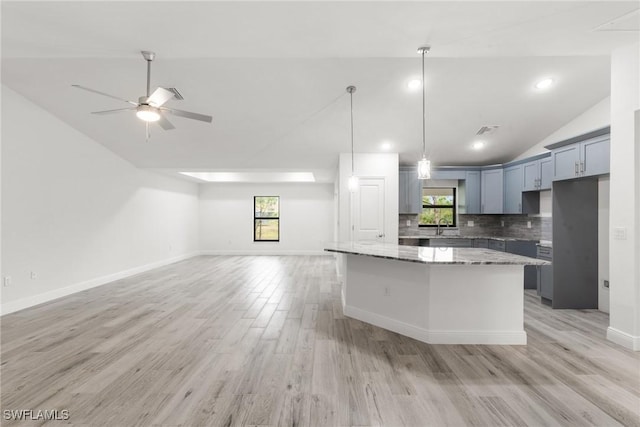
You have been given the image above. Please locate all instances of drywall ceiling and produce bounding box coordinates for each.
[2,1,638,181]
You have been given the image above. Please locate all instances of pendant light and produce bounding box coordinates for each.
[417,46,431,180]
[346,85,359,192]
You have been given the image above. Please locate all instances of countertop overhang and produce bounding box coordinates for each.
[325,242,550,265]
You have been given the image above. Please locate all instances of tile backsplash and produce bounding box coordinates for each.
[400,214,552,241]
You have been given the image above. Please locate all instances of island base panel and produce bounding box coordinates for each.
[341,254,527,345]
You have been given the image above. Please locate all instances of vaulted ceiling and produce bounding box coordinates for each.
[2,1,638,181]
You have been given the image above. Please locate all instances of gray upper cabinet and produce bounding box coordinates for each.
[522,160,540,191]
[481,168,504,214]
[399,168,422,214]
[465,170,481,214]
[582,137,610,177]
[539,157,552,189]
[551,135,610,181]
[503,165,523,214]
[551,144,581,181]
[522,154,552,191]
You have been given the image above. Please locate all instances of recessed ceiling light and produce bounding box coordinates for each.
[472,141,485,150]
[407,79,421,90]
[535,78,554,90]
[381,141,392,151]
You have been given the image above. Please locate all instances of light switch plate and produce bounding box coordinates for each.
[614,227,627,240]
[527,221,532,229]
[467,220,474,227]
[406,220,411,227]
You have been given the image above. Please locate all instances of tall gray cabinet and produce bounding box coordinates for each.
[399,167,422,214]
[481,168,504,214]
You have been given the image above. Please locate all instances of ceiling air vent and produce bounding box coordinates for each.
[476,125,500,136]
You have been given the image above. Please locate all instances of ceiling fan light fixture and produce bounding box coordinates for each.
[136,105,161,122]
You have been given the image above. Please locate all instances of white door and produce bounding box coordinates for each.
[352,178,385,243]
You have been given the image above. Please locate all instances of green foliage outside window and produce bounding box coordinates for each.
[419,188,456,226]
[254,196,280,241]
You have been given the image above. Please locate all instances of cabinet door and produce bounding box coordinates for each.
[407,172,423,214]
[465,171,481,214]
[540,265,553,300]
[503,165,523,214]
[581,137,610,177]
[481,169,504,214]
[552,144,580,181]
[539,157,553,190]
[522,160,540,191]
[398,170,409,213]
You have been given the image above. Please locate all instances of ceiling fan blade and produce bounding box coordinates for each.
[157,114,175,130]
[72,85,138,105]
[147,87,175,107]
[162,107,212,123]
[91,108,135,115]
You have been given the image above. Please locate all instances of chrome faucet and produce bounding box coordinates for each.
[437,218,450,236]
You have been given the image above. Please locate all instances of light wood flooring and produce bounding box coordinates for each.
[1,255,639,426]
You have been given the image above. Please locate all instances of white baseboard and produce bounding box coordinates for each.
[343,304,527,345]
[0,252,201,316]
[607,327,640,351]
[200,249,329,256]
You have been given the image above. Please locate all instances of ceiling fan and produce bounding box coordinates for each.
[72,50,212,140]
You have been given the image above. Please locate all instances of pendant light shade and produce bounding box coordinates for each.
[346,85,358,193]
[418,156,431,180]
[417,46,431,180]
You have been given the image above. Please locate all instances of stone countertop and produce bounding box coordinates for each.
[325,242,550,266]
[536,241,553,248]
[398,235,538,242]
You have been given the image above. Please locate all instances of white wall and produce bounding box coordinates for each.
[607,43,640,350]
[199,183,334,255]
[514,97,611,161]
[1,86,200,314]
[598,176,610,313]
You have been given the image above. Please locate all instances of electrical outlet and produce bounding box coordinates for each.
[501,221,505,227]
[3,276,11,287]
[406,220,411,227]
[527,221,532,229]
[604,280,609,288]
[168,244,172,252]
[467,220,474,227]
[30,271,38,280]
[383,287,391,297]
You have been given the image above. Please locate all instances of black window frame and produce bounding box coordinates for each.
[418,187,457,228]
[253,196,280,242]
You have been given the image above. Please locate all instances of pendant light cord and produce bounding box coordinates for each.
[349,88,355,174]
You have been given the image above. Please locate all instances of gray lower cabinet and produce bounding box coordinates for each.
[487,239,505,251]
[474,238,489,248]
[503,165,523,214]
[506,241,538,289]
[481,169,504,214]
[399,168,422,214]
[536,246,553,301]
[429,238,473,248]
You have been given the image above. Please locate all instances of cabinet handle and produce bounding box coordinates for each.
[580,162,585,174]
[519,202,521,213]
[575,161,579,176]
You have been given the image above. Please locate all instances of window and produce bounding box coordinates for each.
[419,188,456,227]
[254,196,280,241]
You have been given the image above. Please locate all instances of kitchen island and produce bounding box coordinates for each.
[325,242,549,345]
